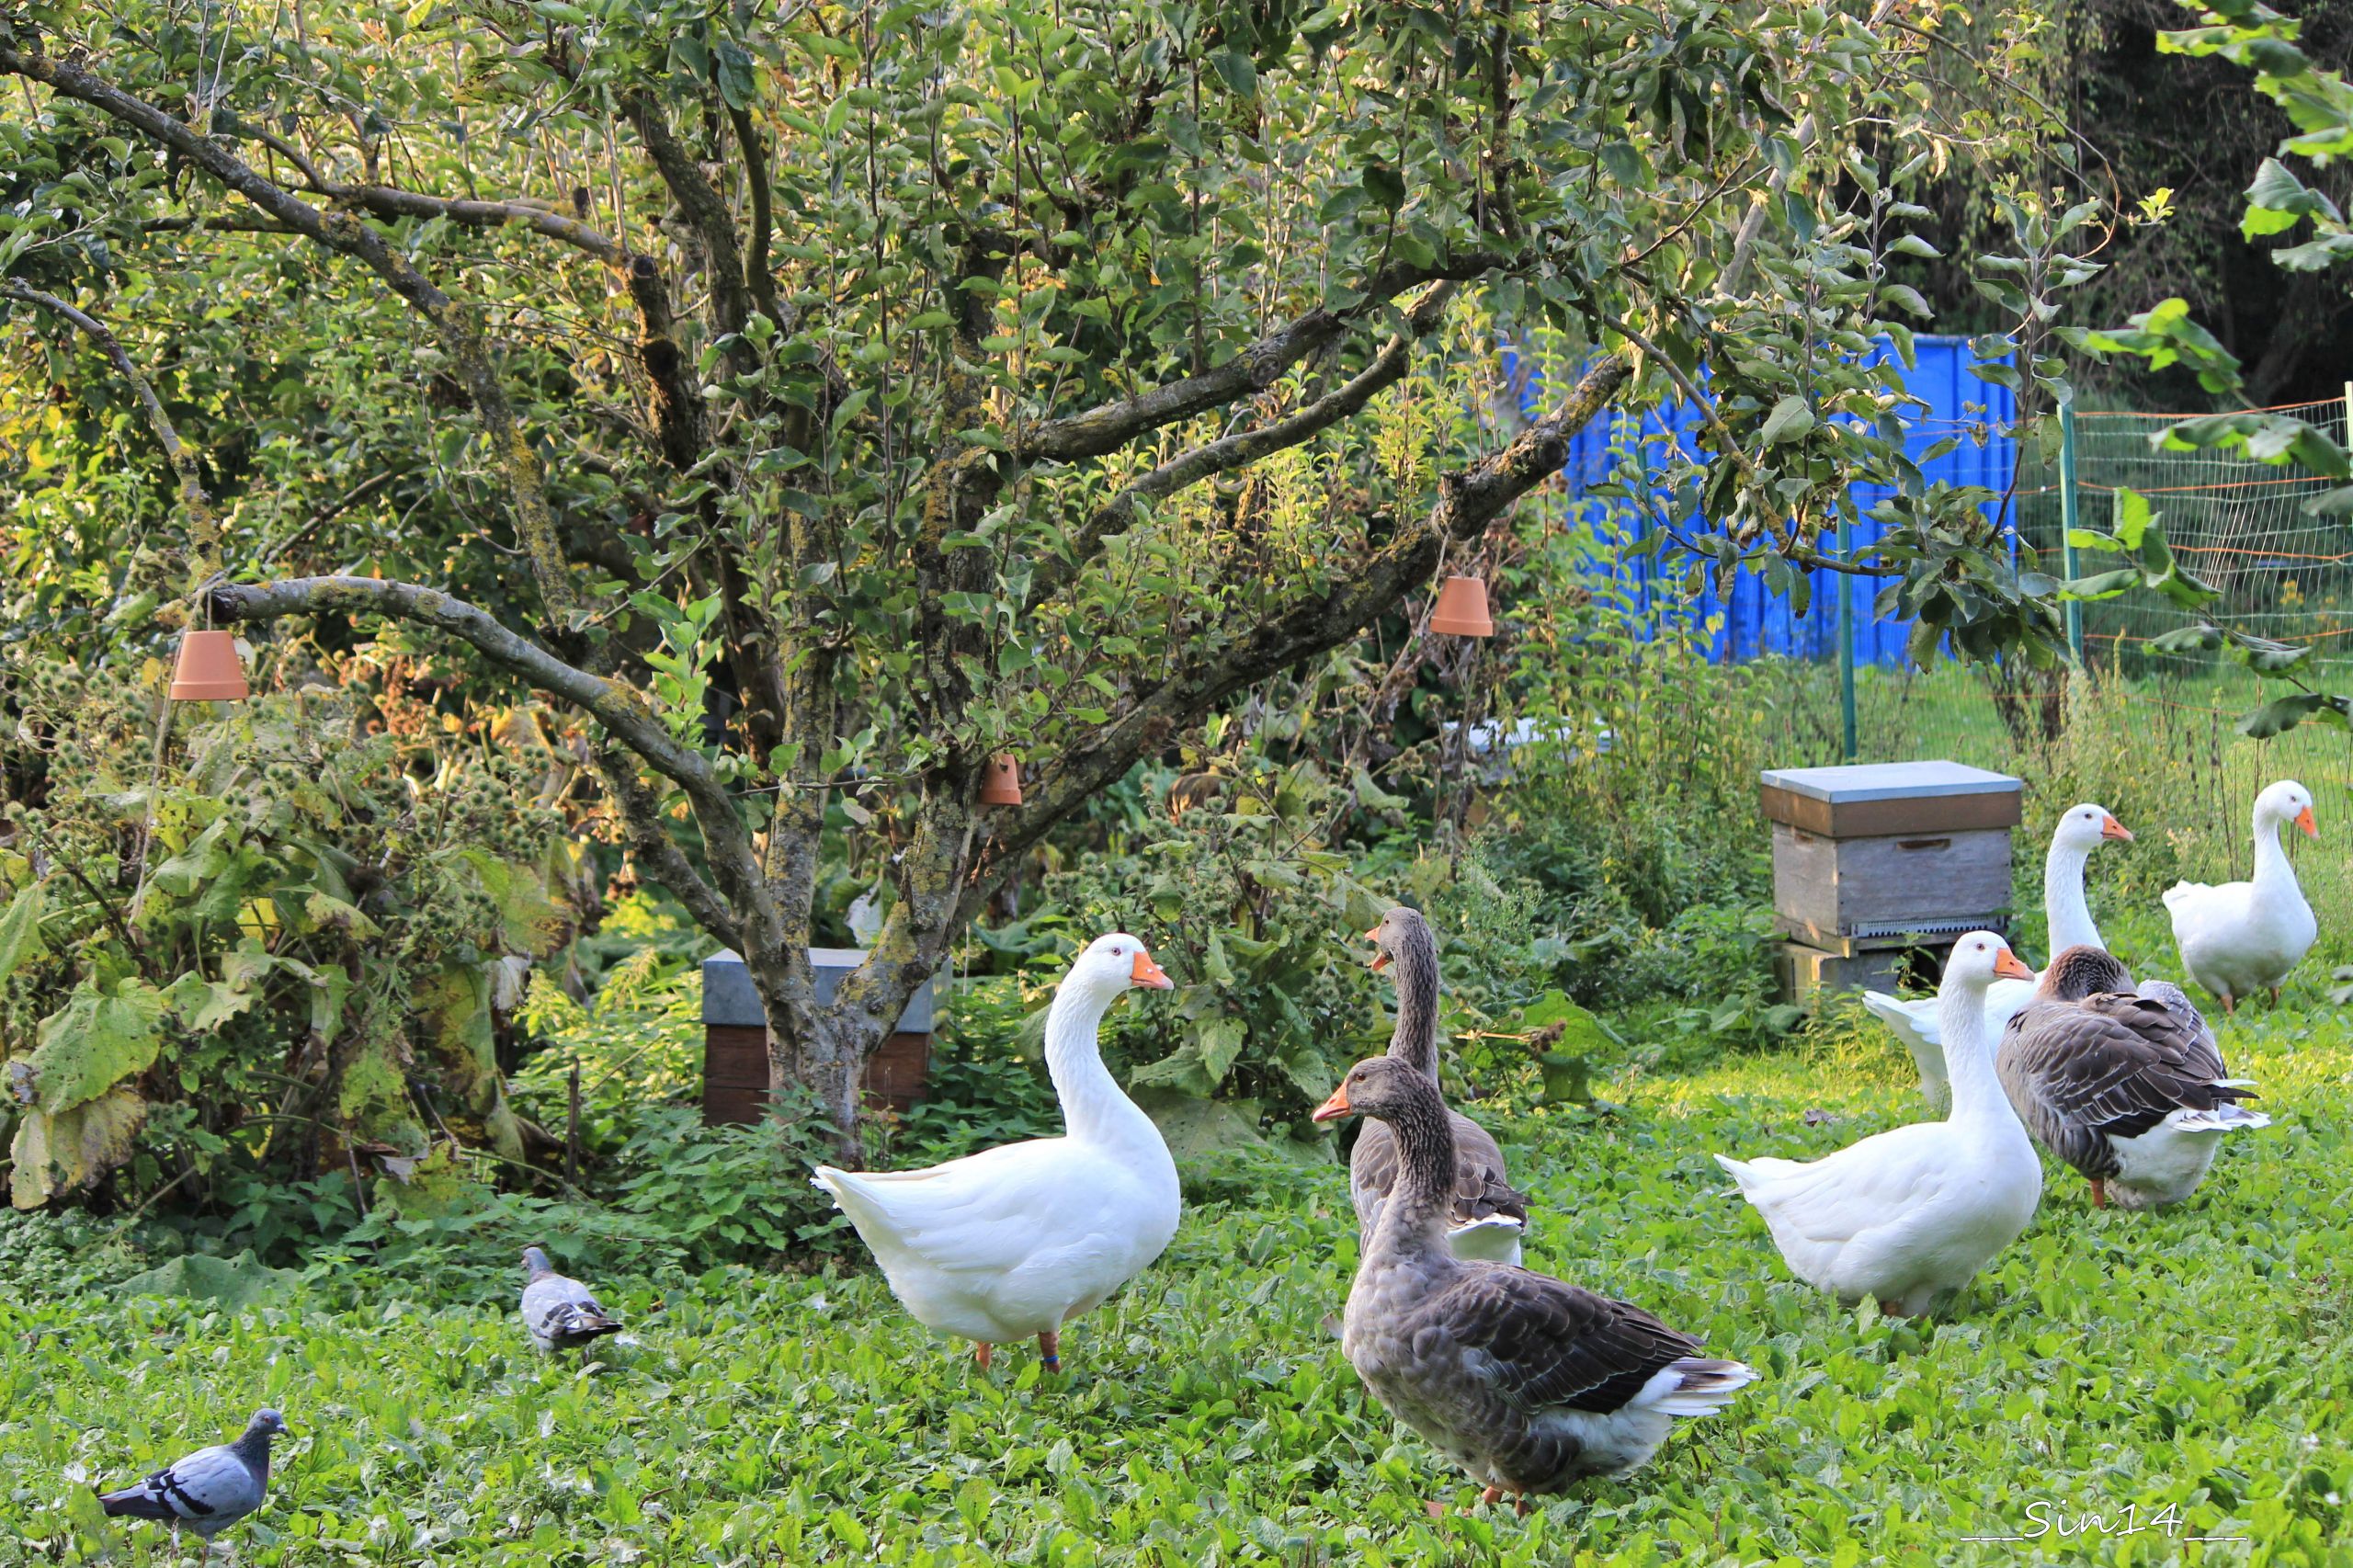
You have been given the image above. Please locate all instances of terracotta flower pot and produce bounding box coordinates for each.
[168,630,250,701]
[1428,574,1495,638]
[980,754,1022,805]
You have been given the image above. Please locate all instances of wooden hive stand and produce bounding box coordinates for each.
[701,948,942,1124]
[1759,761,2023,1006]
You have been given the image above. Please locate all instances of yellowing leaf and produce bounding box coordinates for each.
[9,1088,147,1209]
[166,972,259,1032]
[27,980,167,1112]
[302,891,381,938]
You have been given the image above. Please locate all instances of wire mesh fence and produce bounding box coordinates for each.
[1706,392,2353,936]
[2025,395,2353,923]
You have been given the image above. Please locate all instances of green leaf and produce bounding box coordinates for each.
[2238,692,2340,738]
[1196,1016,1248,1085]
[2059,569,2142,599]
[1361,164,1405,212]
[1876,283,1931,319]
[0,882,44,985]
[165,972,259,1032]
[715,36,757,110]
[2147,624,2222,654]
[1759,396,1815,446]
[27,980,167,1113]
[2111,488,2154,549]
[1211,48,1257,98]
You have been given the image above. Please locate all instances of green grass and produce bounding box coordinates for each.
[4,1014,2349,1567]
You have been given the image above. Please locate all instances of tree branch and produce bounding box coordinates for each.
[328,184,619,261]
[0,44,585,619]
[1025,281,1462,614]
[966,353,1633,918]
[725,104,782,324]
[624,91,755,350]
[1015,255,1509,463]
[590,745,741,949]
[2,283,217,553]
[202,574,780,945]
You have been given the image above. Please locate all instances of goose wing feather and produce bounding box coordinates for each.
[2000,995,2252,1176]
[814,1138,1108,1278]
[1425,1268,1699,1416]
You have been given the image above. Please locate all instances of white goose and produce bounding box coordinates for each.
[1862,802,2131,1104]
[1717,933,2044,1317]
[2164,778,2318,1012]
[812,933,1180,1373]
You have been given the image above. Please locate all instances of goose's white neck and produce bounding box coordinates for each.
[2042,839,2101,955]
[1043,983,1161,1150]
[2251,812,2301,895]
[1937,982,2025,1137]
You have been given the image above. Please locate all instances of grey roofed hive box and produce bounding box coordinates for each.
[1761,761,2021,960]
[701,949,940,1125]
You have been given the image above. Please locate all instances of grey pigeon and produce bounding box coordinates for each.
[97,1407,284,1560]
[520,1245,622,1351]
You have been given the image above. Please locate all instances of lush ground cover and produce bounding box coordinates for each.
[5,1006,2347,1568]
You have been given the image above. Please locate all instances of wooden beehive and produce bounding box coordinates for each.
[701,948,940,1124]
[1761,761,2021,952]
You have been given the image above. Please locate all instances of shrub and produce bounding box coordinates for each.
[0,662,584,1218]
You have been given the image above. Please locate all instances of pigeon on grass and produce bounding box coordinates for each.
[96,1406,286,1562]
[520,1245,624,1351]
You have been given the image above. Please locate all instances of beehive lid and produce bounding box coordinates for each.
[702,948,939,1034]
[1760,761,2022,837]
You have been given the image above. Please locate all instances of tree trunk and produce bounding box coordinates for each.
[739,940,912,1165]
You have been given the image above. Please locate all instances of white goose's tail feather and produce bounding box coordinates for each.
[1713,1152,1809,1193]
[1859,990,1928,1035]
[2168,1104,2271,1133]
[2162,881,2207,913]
[1645,1358,1760,1417]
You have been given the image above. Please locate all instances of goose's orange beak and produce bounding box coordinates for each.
[1365,926,1390,972]
[1131,949,1173,989]
[2297,805,2319,839]
[1994,948,2034,981]
[1312,1083,1352,1122]
[2101,814,2133,842]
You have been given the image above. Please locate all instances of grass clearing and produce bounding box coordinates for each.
[4,1014,2348,1567]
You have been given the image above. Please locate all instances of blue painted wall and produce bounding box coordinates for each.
[1502,336,2016,666]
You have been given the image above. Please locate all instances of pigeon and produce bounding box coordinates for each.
[519,1245,623,1351]
[97,1407,285,1561]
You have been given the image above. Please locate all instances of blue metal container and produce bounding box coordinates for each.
[1502,336,2018,666]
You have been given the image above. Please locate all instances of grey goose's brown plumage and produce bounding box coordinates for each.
[1348,906,1529,1265]
[1315,1057,1755,1512]
[1997,945,2270,1210]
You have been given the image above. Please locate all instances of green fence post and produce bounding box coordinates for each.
[1837,509,1857,761]
[2060,400,2085,665]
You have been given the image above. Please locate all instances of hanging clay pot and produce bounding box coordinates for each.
[168,630,250,701]
[1428,574,1495,638]
[980,754,1022,805]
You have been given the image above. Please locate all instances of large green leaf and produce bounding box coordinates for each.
[8,1088,146,1209]
[26,979,166,1112]
[2237,692,2351,738]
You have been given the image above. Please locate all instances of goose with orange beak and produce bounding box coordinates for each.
[813,933,1179,1375]
[1349,907,1529,1265]
[2163,778,2320,1011]
[1718,933,2045,1317]
[1862,801,2134,1107]
[1317,1056,1755,1515]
